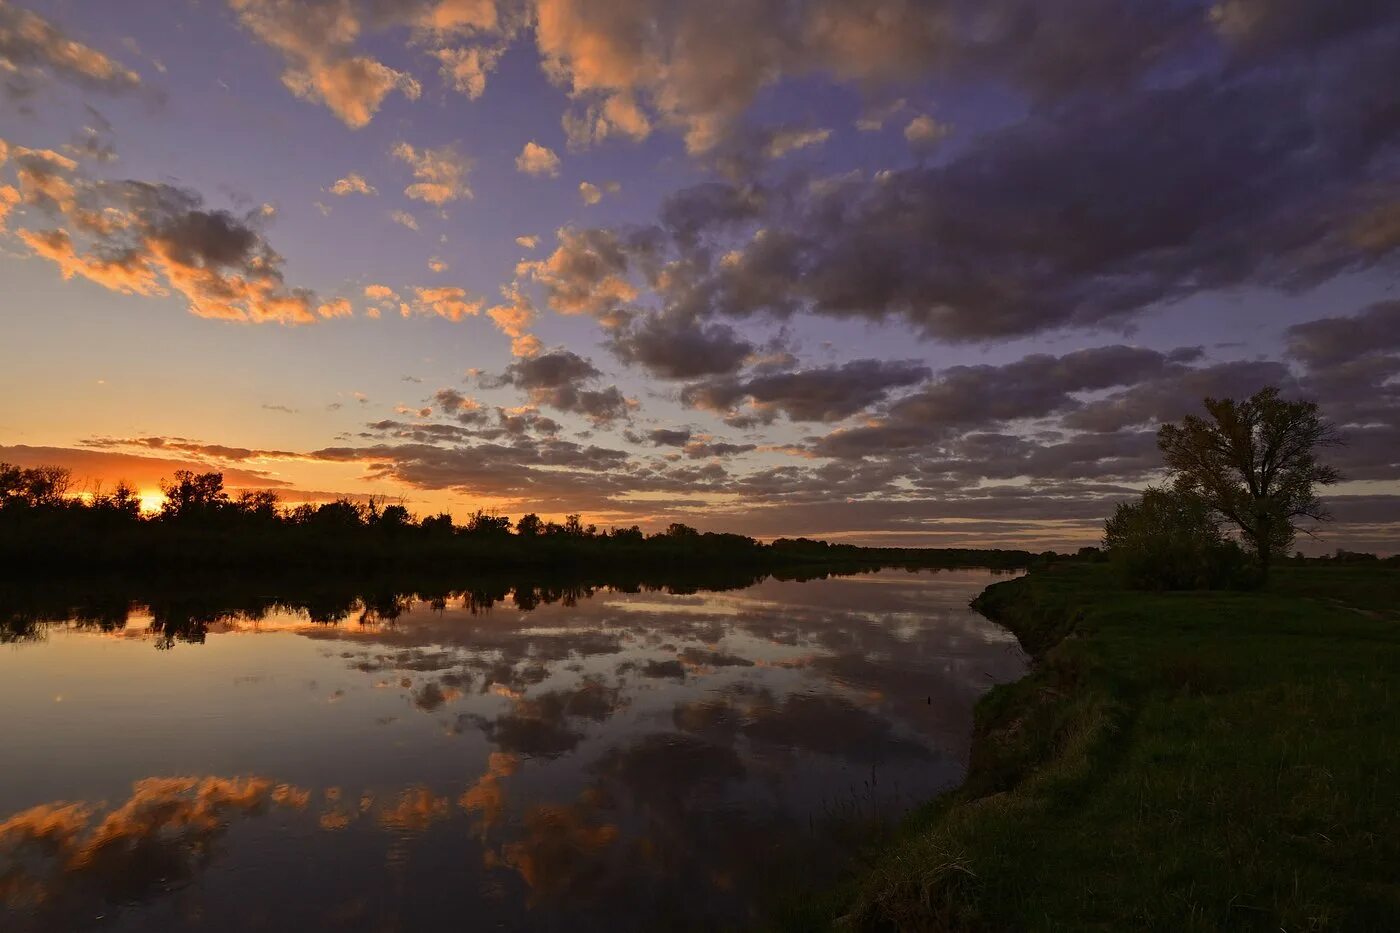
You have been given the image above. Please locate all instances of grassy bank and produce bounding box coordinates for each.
[840,562,1400,930]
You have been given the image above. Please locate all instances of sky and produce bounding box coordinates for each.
[0,0,1397,552]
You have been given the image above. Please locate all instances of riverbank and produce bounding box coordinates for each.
[835,562,1400,930]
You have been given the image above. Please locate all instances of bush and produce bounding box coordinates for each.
[1103,488,1257,590]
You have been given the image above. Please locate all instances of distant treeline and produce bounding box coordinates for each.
[0,463,1041,575]
[4,561,968,647]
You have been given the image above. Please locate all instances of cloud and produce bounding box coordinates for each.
[5,149,322,324]
[316,296,354,318]
[485,282,541,357]
[487,350,632,423]
[0,2,142,99]
[534,14,1400,342]
[903,114,950,152]
[607,313,755,379]
[392,141,471,204]
[515,141,561,177]
[515,234,539,249]
[644,428,691,447]
[330,172,376,196]
[0,444,296,490]
[432,44,504,99]
[855,98,905,132]
[1285,300,1400,368]
[81,435,306,462]
[519,226,638,318]
[811,346,1193,458]
[411,285,482,320]
[389,209,419,229]
[579,180,620,205]
[228,0,420,128]
[762,126,831,160]
[682,358,932,423]
[428,257,448,272]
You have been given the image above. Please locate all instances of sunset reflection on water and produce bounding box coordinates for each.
[1,568,1025,931]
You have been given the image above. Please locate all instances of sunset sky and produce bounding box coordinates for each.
[1,0,1397,551]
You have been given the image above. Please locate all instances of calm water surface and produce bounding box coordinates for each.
[0,568,1026,931]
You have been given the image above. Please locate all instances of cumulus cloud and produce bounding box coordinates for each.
[515,141,561,177]
[515,234,539,249]
[519,226,638,318]
[228,0,421,128]
[903,114,950,152]
[432,44,504,98]
[608,314,754,380]
[393,141,471,204]
[390,209,419,229]
[4,146,324,324]
[411,285,482,320]
[485,282,541,357]
[330,172,376,196]
[486,349,632,424]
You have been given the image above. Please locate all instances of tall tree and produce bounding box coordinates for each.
[1157,387,1342,579]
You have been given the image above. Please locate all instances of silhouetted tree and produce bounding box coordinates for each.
[420,512,455,536]
[516,513,543,537]
[0,463,74,509]
[465,510,511,535]
[159,471,228,520]
[93,480,142,520]
[235,490,281,521]
[309,499,365,530]
[1157,387,1342,580]
[376,504,413,531]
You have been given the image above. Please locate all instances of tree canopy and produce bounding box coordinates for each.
[1156,386,1342,577]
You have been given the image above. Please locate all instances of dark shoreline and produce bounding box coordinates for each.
[827,561,1400,931]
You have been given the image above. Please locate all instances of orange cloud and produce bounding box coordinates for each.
[516,141,562,177]
[412,285,483,320]
[393,142,471,205]
[227,0,420,128]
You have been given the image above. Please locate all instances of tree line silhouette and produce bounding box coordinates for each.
[0,464,1037,575]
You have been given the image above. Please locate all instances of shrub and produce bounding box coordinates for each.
[1103,488,1256,590]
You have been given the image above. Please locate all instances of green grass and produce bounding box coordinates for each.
[833,562,1400,931]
